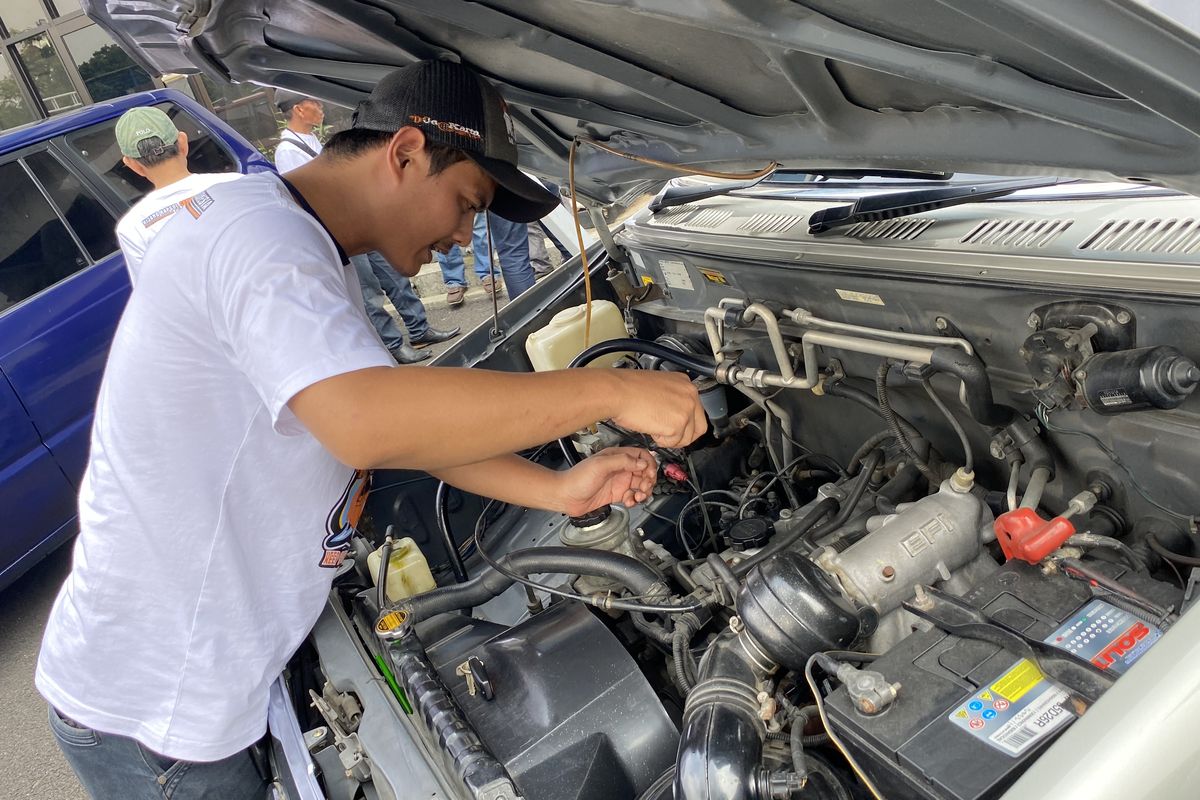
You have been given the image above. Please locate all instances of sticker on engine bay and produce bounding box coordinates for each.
[1043,598,1161,674]
[658,260,695,291]
[947,659,1074,757]
[697,267,729,285]
[835,288,885,305]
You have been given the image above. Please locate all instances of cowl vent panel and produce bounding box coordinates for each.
[680,208,734,230]
[739,213,803,234]
[961,218,1074,248]
[844,218,936,240]
[1080,218,1200,254]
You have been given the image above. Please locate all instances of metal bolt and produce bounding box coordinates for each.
[934,316,949,331]
[1027,313,1040,329]
[729,616,744,634]
[1116,310,1132,324]
[881,565,896,581]
[990,441,1005,459]
[1074,369,1087,380]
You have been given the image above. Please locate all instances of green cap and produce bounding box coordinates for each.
[115,106,179,158]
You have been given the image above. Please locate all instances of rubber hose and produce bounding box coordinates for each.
[804,449,886,545]
[434,482,469,584]
[928,346,1014,426]
[1146,533,1200,567]
[875,362,941,485]
[706,553,741,604]
[790,716,807,781]
[848,430,895,474]
[824,380,929,452]
[634,612,676,647]
[403,547,664,623]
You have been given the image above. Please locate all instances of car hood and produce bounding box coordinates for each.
[87,0,1200,207]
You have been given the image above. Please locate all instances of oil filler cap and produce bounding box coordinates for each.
[726,518,773,551]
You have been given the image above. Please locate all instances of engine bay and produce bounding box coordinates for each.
[280,194,1200,800]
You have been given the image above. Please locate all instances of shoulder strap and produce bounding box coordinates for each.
[278,130,319,159]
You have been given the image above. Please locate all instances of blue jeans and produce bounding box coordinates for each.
[436,212,536,299]
[351,251,429,347]
[48,705,266,799]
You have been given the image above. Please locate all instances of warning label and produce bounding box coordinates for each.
[947,659,1074,757]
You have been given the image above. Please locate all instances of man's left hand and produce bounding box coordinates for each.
[558,447,657,517]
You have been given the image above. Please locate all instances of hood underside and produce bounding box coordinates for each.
[87,0,1200,207]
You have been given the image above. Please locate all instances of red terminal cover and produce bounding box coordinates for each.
[663,463,689,483]
[994,508,1077,564]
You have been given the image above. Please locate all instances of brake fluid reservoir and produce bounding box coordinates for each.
[524,300,628,371]
[367,538,437,603]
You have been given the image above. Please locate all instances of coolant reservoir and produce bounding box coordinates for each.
[524,300,628,371]
[367,537,437,603]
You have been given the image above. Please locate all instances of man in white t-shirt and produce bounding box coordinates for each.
[37,60,706,800]
[112,106,242,283]
[273,91,326,172]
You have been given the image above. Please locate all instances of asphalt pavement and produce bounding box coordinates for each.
[0,273,522,799]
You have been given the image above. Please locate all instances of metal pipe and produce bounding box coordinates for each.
[787,308,975,356]
[1019,466,1052,510]
[742,303,798,383]
[1006,462,1021,512]
[730,384,795,467]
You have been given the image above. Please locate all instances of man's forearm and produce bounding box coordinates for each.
[431,454,565,512]
[291,365,619,471]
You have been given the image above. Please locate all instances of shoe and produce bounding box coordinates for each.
[389,343,431,364]
[410,325,461,348]
[481,275,498,297]
[445,285,466,306]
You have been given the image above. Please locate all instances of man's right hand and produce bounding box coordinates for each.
[609,370,708,448]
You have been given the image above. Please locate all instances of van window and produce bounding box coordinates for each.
[0,160,88,313]
[65,102,239,206]
[24,150,118,261]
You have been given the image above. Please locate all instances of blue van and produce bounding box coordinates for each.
[0,90,272,591]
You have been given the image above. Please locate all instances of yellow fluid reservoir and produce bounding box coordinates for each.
[367,537,437,603]
[524,300,629,371]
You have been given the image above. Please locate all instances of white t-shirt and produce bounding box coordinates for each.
[115,172,243,284]
[274,129,323,172]
[36,172,394,762]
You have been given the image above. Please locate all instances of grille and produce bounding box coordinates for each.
[1079,218,1200,254]
[680,208,734,230]
[738,213,803,234]
[843,218,936,240]
[961,218,1074,248]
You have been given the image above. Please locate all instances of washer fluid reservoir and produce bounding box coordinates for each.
[524,300,628,371]
[368,538,437,603]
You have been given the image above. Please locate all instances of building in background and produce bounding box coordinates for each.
[0,1,352,153]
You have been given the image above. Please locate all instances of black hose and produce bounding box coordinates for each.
[403,547,665,623]
[706,553,741,604]
[790,713,807,782]
[805,449,886,543]
[732,496,839,577]
[848,430,895,475]
[1064,533,1147,574]
[921,377,974,474]
[875,362,941,485]
[634,612,676,647]
[434,482,469,584]
[824,380,929,450]
[929,346,1014,426]
[1146,533,1200,567]
[377,530,394,613]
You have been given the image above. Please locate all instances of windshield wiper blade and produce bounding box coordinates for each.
[807,177,1070,234]
[649,172,775,213]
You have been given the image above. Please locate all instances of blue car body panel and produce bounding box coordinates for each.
[0,90,272,591]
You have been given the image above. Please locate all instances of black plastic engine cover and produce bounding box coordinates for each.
[422,602,678,800]
[824,560,1176,800]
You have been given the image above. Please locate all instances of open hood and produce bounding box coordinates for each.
[86,0,1200,208]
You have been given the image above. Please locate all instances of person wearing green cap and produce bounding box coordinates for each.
[113,105,242,283]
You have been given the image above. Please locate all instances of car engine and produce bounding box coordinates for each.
[282,194,1200,800]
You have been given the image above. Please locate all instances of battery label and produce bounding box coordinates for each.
[1043,598,1161,674]
[947,659,1074,757]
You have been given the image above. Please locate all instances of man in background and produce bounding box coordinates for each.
[274,91,458,362]
[113,106,242,282]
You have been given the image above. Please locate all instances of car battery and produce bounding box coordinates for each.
[824,560,1175,800]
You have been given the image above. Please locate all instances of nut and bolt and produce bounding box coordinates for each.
[934,316,949,331]
[729,615,744,634]
[1116,310,1132,324]
[1074,369,1087,380]
[880,565,896,581]
[990,441,1006,459]
[1027,313,1040,329]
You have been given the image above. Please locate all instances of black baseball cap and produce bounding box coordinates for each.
[352,60,559,223]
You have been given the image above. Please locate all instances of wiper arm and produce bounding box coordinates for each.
[649,172,774,213]
[807,177,1070,234]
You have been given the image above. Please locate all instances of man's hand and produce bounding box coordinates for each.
[610,371,708,449]
[556,447,658,517]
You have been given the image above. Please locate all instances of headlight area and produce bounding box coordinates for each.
[278,294,1192,800]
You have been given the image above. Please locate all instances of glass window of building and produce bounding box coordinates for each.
[0,56,37,130]
[13,34,81,114]
[63,24,154,102]
[51,0,84,17]
[0,0,53,37]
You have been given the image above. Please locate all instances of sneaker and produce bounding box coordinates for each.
[389,343,431,364]
[445,285,466,307]
[410,325,461,348]
[481,275,498,297]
